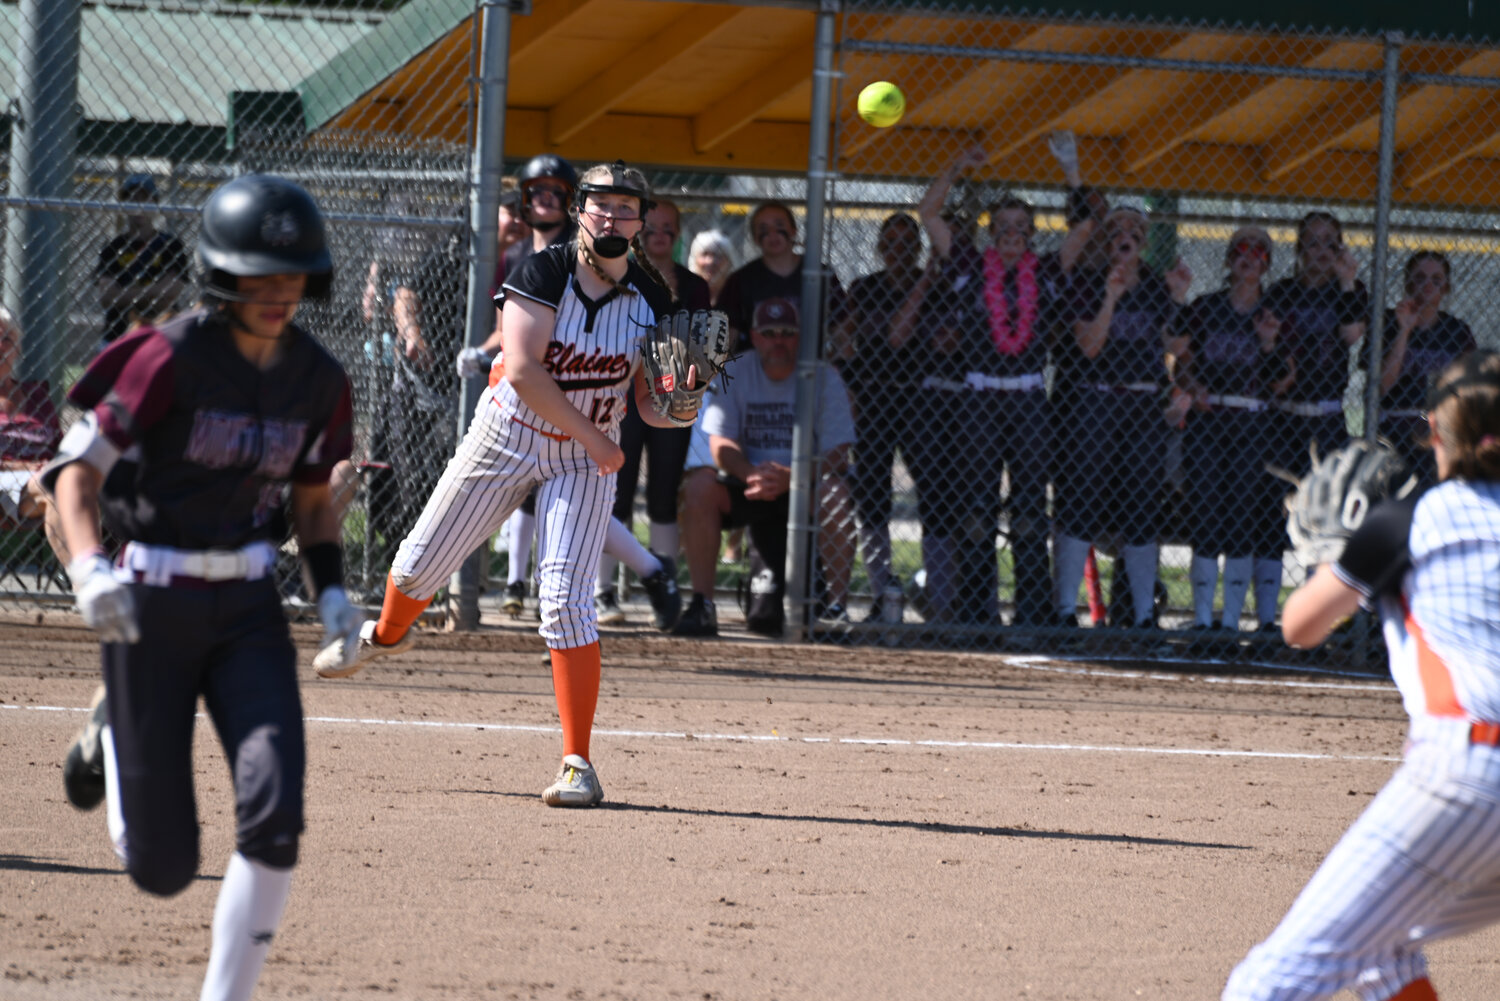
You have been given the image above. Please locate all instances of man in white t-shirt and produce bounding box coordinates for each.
[673,298,858,637]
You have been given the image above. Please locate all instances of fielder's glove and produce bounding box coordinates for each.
[316,585,364,669]
[1282,438,1417,568]
[69,553,139,644]
[456,346,494,379]
[642,308,734,425]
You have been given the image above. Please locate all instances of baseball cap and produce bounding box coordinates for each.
[118,173,158,201]
[752,298,799,333]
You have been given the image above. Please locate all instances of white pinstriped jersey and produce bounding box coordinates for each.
[491,242,671,443]
[1335,480,1500,724]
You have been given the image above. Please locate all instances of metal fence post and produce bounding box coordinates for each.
[1363,30,1403,444]
[786,0,840,640]
[3,0,81,384]
[449,0,511,631]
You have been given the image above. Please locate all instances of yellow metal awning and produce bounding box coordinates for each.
[308,0,1500,208]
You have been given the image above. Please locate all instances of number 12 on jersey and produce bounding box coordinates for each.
[586,397,618,426]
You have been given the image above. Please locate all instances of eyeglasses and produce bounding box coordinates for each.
[754,327,797,339]
[581,205,641,223]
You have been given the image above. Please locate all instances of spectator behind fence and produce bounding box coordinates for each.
[94,174,189,347]
[595,199,712,623]
[832,213,924,622]
[674,298,857,637]
[385,230,466,542]
[916,136,1097,626]
[1377,251,1475,480]
[689,229,735,305]
[1054,205,1192,629]
[717,201,843,351]
[1264,211,1367,468]
[0,306,61,529]
[1172,226,1293,637]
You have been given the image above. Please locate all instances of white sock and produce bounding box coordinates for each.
[605,516,659,578]
[1254,557,1284,626]
[507,511,535,586]
[597,555,620,596]
[1190,553,1219,627]
[648,521,679,561]
[1221,557,1253,631]
[1122,543,1159,626]
[101,723,127,863]
[1053,534,1091,621]
[200,853,293,1001]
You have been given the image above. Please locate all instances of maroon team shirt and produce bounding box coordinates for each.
[67,310,353,550]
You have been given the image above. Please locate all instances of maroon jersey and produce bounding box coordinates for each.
[68,309,353,549]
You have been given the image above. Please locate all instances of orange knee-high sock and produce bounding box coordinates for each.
[373,573,431,646]
[1388,978,1438,1001]
[550,642,602,762]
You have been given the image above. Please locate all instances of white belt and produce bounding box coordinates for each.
[965,372,1045,392]
[1092,382,1159,393]
[1205,394,1266,412]
[122,540,277,586]
[1383,408,1424,418]
[921,376,971,393]
[1275,399,1344,417]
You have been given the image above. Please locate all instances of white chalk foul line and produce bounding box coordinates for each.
[5,704,1400,763]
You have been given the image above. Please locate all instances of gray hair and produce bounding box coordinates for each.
[688,229,735,268]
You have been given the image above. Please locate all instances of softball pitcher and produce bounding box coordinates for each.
[1224,350,1500,1001]
[314,162,698,807]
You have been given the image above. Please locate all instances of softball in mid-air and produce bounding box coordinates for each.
[857,81,906,128]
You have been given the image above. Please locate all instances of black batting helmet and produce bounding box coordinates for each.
[197,174,333,301]
[517,154,578,194]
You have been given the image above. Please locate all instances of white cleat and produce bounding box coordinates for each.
[542,754,604,808]
[314,619,415,679]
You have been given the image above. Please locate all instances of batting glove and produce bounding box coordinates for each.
[456,346,493,379]
[69,553,140,644]
[316,585,364,667]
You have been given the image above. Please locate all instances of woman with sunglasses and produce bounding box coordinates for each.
[1377,251,1475,480]
[1055,205,1193,630]
[320,162,698,808]
[1172,226,1293,641]
[593,198,711,626]
[1225,350,1500,1001]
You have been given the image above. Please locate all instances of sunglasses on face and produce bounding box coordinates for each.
[1232,241,1270,261]
[754,327,797,339]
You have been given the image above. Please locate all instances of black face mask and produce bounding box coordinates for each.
[592,233,630,259]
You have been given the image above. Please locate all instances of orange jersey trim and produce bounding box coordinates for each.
[1405,604,1465,718]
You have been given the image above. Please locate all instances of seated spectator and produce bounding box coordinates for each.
[94,173,189,347]
[1378,251,1474,480]
[1172,226,1291,636]
[673,299,857,637]
[689,229,735,305]
[0,307,61,529]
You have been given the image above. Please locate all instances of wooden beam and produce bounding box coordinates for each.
[507,107,815,173]
[546,6,741,145]
[692,41,816,152]
[1122,40,1301,174]
[977,27,1182,163]
[511,0,607,63]
[1398,111,1500,190]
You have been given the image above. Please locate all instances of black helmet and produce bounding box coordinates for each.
[575,160,653,213]
[197,174,333,300]
[517,154,578,193]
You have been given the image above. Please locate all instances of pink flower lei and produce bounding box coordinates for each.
[983,248,1039,356]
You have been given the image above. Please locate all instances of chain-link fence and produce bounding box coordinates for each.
[5,1,1498,669]
[795,4,1500,664]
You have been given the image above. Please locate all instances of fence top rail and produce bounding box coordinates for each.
[0,195,464,230]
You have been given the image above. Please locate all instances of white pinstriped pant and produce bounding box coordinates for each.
[1224,721,1500,1001]
[390,389,614,650]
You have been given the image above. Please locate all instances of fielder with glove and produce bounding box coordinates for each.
[1281,437,1418,569]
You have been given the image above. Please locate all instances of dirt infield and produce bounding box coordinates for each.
[4,616,1499,1000]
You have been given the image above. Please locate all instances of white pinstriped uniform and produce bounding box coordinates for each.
[1225,480,1500,1001]
[389,242,670,649]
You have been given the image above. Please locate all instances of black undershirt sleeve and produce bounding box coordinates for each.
[1331,495,1419,607]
